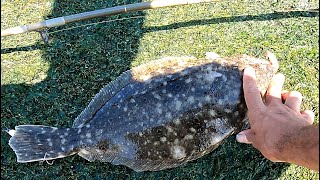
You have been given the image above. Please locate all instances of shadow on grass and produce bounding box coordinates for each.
[1,1,291,179]
[1,10,318,54]
[144,10,319,33]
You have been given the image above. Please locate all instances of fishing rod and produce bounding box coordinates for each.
[1,0,216,39]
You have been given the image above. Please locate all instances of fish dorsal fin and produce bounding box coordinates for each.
[72,70,132,128]
[73,56,212,128]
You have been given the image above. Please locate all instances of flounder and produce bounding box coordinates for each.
[8,52,278,172]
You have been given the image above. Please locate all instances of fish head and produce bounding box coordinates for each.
[224,51,279,97]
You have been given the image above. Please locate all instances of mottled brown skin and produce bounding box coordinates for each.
[8,54,278,172]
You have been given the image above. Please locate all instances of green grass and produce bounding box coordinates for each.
[1,0,319,179]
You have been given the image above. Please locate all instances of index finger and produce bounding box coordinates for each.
[243,67,265,111]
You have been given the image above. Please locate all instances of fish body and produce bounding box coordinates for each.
[8,52,278,171]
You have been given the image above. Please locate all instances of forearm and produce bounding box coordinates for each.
[281,125,319,171]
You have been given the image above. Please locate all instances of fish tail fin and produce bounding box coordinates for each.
[8,125,79,163]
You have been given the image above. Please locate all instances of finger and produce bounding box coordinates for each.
[282,91,302,112]
[265,73,285,105]
[236,129,255,144]
[243,67,265,112]
[301,110,314,125]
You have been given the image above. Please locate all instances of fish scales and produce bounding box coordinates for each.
[8,52,278,172]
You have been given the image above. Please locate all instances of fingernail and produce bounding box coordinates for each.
[244,67,256,78]
[236,133,252,144]
[276,73,285,81]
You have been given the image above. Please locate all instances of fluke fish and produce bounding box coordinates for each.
[8,52,278,172]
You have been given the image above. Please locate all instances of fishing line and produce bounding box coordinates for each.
[48,15,145,35]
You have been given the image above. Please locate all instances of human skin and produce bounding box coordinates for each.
[236,67,319,172]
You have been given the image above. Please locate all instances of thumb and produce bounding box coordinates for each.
[236,129,255,144]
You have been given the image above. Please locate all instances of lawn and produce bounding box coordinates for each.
[1,0,319,179]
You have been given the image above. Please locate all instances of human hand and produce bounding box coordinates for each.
[236,67,315,163]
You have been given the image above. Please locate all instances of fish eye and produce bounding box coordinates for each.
[174,85,181,90]
[156,129,163,134]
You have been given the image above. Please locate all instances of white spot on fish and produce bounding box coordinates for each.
[130,98,136,103]
[153,141,160,146]
[218,99,224,105]
[224,109,232,113]
[191,87,195,92]
[189,127,197,133]
[86,124,91,128]
[209,110,216,116]
[166,126,174,133]
[124,107,128,112]
[187,96,195,104]
[205,95,211,102]
[61,138,66,144]
[165,113,172,119]
[171,145,186,159]
[184,134,194,140]
[163,82,167,86]
[153,93,161,100]
[185,78,192,83]
[86,133,91,138]
[167,93,173,98]
[160,137,167,142]
[175,101,182,110]
[174,119,181,125]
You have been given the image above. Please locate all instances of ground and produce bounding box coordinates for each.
[1,0,319,179]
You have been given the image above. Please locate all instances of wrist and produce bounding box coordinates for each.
[278,125,319,171]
